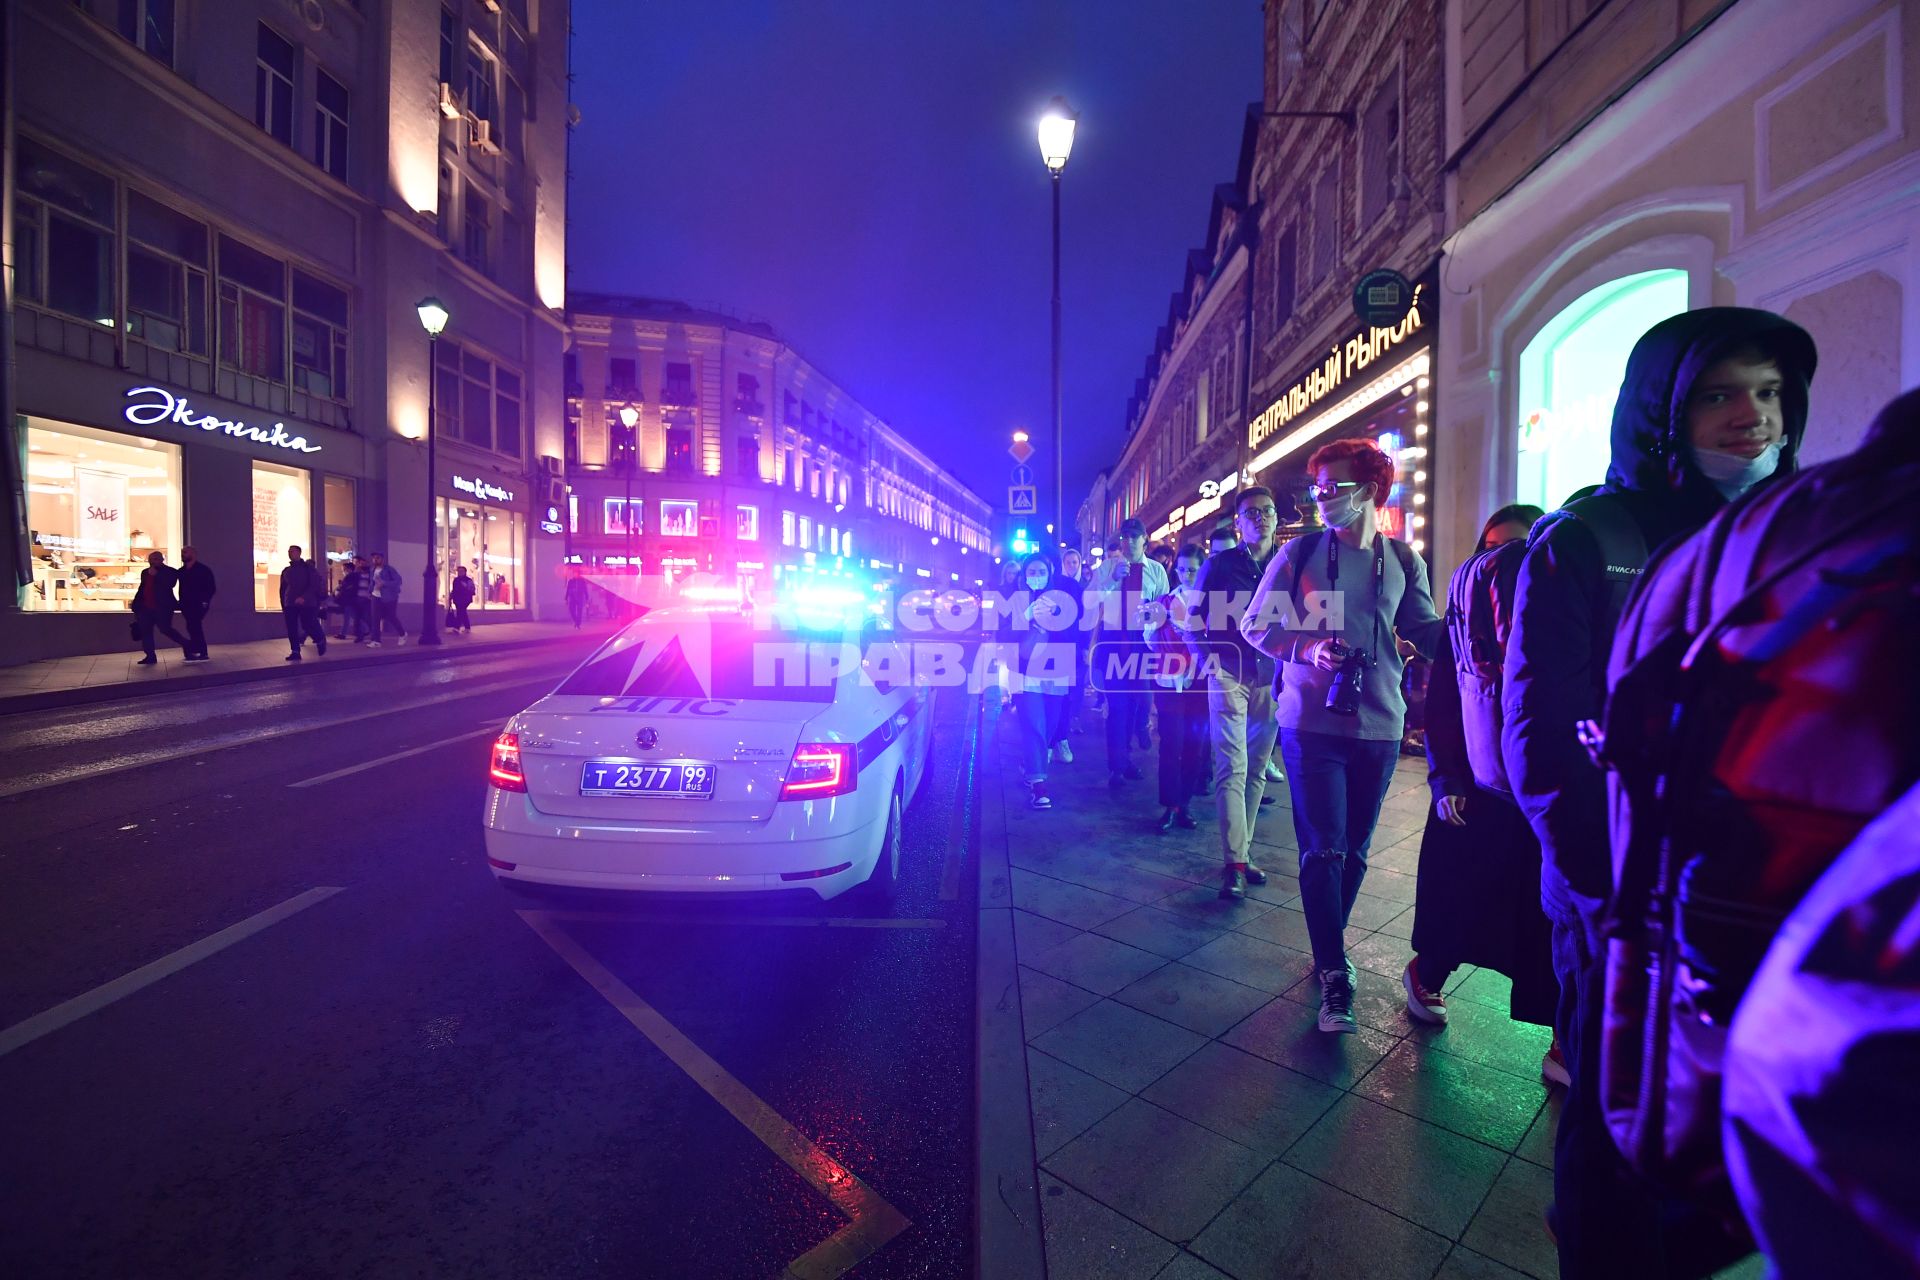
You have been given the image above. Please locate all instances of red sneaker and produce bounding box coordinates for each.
[1542,1039,1570,1088]
[1402,959,1448,1025]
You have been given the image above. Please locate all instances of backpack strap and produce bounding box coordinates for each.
[1563,493,1651,628]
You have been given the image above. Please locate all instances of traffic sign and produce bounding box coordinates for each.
[1008,438,1035,465]
[1353,268,1415,327]
[1010,464,1034,487]
[1008,486,1037,515]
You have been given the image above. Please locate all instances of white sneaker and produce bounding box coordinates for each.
[1264,759,1286,782]
[1055,740,1073,764]
[367,640,382,647]
[396,636,408,646]
[1318,970,1357,1034]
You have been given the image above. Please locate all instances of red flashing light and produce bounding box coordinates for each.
[489,731,528,792]
[780,742,856,800]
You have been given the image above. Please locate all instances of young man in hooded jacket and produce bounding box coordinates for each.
[1501,307,1817,1279]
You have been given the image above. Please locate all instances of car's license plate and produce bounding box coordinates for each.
[580,760,716,798]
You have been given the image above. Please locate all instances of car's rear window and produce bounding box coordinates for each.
[554,621,848,702]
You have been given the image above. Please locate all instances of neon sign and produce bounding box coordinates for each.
[123,385,322,454]
[452,474,515,504]
[1247,282,1428,452]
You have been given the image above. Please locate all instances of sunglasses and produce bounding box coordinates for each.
[1307,480,1367,501]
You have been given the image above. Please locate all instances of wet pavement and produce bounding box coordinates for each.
[0,639,977,1278]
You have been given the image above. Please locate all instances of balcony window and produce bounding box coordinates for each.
[665,425,694,473]
[608,357,637,398]
[662,361,694,405]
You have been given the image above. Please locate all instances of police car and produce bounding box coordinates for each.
[482,597,933,901]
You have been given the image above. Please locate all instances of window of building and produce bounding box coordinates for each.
[659,500,698,538]
[842,529,852,557]
[1360,74,1401,225]
[736,505,759,541]
[461,348,492,448]
[798,515,813,549]
[116,0,175,66]
[466,38,497,128]
[322,475,357,594]
[608,357,636,397]
[251,459,312,611]
[602,498,642,535]
[781,510,796,546]
[663,361,693,404]
[435,159,454,244]
[291,269,349,400]
[439,499,524,610]
[461,181,491,272]
[314,70,350,182]
[255,25,297,147]
[14,137,116,325]
[563,402,581,466]
[433,339,520,458]
[735,433,759,478]
[736,373,762,414]
[607,406,637,469]
[126,190,208,357]
[21,418,182,613]
[1309,163,1340,285]
[494,368,521,457]
[1270,225,1297,337]
[439,6,458,87]
[1195,369,1211,443]
[563,351,581,395]
[217,234,287,382]
[665,425,694,473]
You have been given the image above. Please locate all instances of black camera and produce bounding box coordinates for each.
[1325,642,1376,716]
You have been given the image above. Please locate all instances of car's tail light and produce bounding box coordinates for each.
[780,742,856,799]
[489,731,528,792]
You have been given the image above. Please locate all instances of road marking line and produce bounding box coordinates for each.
[0,676,542,799]
[518,910,909,1279]
[0,887,345,1059]
[531,909,944,930]
[289,727,499,788]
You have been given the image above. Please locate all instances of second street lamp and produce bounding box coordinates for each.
[1037,96,1076,549]
[618,404,639,588]
[416,296,449,647]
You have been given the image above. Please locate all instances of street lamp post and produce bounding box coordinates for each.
[1038,97,1076,550]
[416,297,449,647]
[618,405,639,604]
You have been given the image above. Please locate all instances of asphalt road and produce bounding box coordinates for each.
[0,636,978,1279]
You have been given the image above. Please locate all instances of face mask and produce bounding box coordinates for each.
[1025,576,1048,592]
[1693,440,1781,498]
[1315,487,1369,528]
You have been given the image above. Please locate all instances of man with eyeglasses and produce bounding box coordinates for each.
[1091,517,1168,787]
[1244,439,1446,1034]
[1190,486,1287,899]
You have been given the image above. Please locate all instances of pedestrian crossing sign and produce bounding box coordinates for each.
[1008,486,1036,515]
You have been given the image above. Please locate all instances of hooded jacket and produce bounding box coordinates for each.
[1501,307,1817,923]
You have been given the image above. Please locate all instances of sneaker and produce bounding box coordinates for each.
[1028,781,1053,810]
[1259,794,1277,807]
[1318,971,1357,1034]
[1264,759,1286,782]
[1054,740,1073,764]
[396,636,408,646]
[137,656,158,666]
[1218,865,1247,901]
[1173,807,1197,830]
[1542,1040,1571,1088]
[1402,960,1449,1025]
[285,653,302,662]
[184,654,209,663]
[367,640,383,648]
[1244,862,1269,886]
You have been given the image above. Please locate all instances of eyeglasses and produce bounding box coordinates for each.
[1307,481,1365,501]
[1238,505,1278,520]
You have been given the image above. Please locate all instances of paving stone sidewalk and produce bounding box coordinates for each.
[986,697,1768,1280]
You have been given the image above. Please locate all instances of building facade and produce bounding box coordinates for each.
[562,294,993,601]
[3,0,569,665]
[1081,0,1448,564]
[1437,0,1920,573]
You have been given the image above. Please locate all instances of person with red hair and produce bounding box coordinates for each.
[1241,436,1447,1034]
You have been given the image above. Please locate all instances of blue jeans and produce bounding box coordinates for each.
[1017,691,1063,782]
[1278,729,1400,971]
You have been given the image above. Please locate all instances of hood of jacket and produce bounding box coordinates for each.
[1604,307,1817,521]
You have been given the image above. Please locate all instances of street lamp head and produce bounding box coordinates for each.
[415,296,450,337]
[1012,430,1030,444]
[618,405,640,428]
[1038,96,1077,173]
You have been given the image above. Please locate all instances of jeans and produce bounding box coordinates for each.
[1103,688,1146,772]
[1017,690,1063,782]
[283,604,325,653]
[178,601,209,657]
[135,608,188,659]
[373,597,406,637]
[1278,729,1400,971]
[452,600,472,630]
[1206,671,1278,866]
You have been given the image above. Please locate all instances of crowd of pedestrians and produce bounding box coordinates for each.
[995,303,1918,1279]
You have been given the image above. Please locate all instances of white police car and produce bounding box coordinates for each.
[483,600,933,901]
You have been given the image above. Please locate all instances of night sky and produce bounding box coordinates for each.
[566,0,1262,520]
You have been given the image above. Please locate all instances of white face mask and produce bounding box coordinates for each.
[1315,487,1369,528]
[1693,440,1782,497]
[1025,575,1049,592]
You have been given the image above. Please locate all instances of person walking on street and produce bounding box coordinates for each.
[1403,504,1561,1079]
[1501,307,1816,1280]
[1053,546,1089,748]
[1148,543,1209,833]
[565,567,589,629]
[279,546,328,661]
[368,551,406,646]
[175,546,216,662]
[1013,552,1073,810]
[1190,486,1285,901]
[131,550,189,665]
[334,559,370,642]
[1244,439,1448,1035]
[449,565,476,633]
[1091,517,1168,788]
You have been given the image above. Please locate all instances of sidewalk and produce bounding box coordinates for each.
[980,698,1768,1280]
[0,618,618,714]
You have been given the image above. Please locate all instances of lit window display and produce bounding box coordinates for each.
[659,499,698,538]
[322,475,357,593]
[22,419,182,612]
[736,504,759,541]
[438,498,525,610]
[1517,269,1687,512]
[251,459,313,610]
[602,498,641,534]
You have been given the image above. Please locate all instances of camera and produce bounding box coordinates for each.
[1325,641,1376,716]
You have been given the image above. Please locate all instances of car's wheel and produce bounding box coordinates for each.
[863,783,903,902]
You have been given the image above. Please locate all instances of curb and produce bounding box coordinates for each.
[0,628,613,716]
[974,695,1047,1280]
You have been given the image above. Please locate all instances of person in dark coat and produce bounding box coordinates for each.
[1148,543,1210,832]
[1503,308,1817,1280]
[131,550,188,665]
[279,545,328,661]
[1403,505,1559,1066]
[449,565,477,633]
[175,546,216,662]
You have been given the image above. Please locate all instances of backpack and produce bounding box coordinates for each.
[1586,465,1920,1223]
[1454,493,1648,793]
